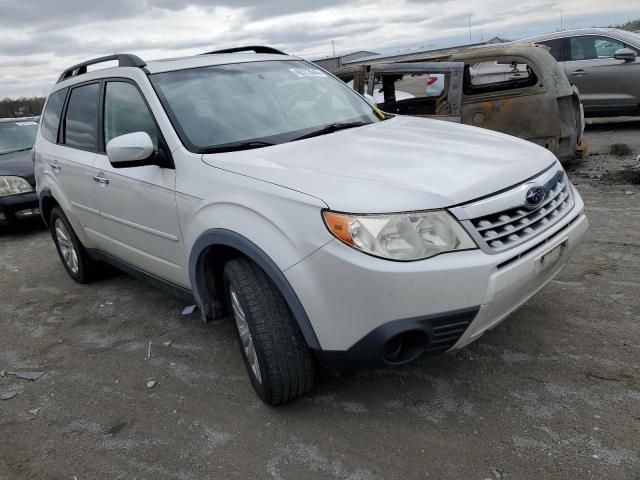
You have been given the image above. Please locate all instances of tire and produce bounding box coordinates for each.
[224,257,315,405]
[49,207,96,284]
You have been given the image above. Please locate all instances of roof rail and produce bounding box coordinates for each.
[202,45,287,56]
[57,54,146,84]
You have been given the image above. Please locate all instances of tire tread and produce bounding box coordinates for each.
[225,257,314,404]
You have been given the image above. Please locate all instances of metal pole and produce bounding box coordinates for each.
[468,14,472,42]
[332,40,336,57]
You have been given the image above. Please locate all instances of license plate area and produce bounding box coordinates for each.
[537,239,568,272]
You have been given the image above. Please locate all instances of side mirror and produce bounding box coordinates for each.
[106,132,155,168]
[614,48,637,62]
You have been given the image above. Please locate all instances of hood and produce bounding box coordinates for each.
[0,149,35,186]
[202,116,557,213]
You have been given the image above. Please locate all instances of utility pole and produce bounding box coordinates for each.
[468,14,472,42]
[560,10,563,31]
[331,40,336,57]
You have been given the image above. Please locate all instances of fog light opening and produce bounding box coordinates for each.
[382,330,429,365]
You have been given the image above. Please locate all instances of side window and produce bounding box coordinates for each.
[374,72,446,115]
[569,36,624,61]
[104,82,158,150]
[538,39,566,62]
[40,88,67,143]
[594,38,625,58]
[464,59,538,95]
[64,83,100,150]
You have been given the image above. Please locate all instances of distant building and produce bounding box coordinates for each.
[312,50,380,71]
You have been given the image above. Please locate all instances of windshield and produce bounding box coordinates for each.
[150,60,382,152]
[0,120,38,155]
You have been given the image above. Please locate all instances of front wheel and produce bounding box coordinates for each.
[224,257,315,405]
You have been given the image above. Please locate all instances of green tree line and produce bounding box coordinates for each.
[616,19,640,32]
[0,97,46,118]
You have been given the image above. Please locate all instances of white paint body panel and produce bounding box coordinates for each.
[92,153,186,286]
[286,196,587,351]
[203,115,557,213]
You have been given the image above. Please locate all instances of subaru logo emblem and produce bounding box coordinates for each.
[524,185,546,209]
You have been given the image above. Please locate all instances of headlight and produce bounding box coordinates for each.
[0,176,34,197]
[323,210,476,261]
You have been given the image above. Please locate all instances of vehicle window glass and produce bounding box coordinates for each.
[104,82,158,150]
[64,83,99,150]
[464,59,537,95]
[373,72,446,115]
[570,36,624,60]
[150,60,380,152]
[538,39,566,61]
[41,89,67,143]
[0,121,39,155]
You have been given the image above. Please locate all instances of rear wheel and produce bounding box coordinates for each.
[49,207,95,283]
[224,257,315,405]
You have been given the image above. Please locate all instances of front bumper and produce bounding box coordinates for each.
[285,194,588,368]
[0,191,40,225]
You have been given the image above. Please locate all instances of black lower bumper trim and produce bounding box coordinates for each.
[0,192,39,225]
[314,306,479,371]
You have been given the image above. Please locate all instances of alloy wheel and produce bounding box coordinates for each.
[230,287,262,384]
[54,218,79,274]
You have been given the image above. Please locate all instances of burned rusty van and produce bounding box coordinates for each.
[333,44,585,162]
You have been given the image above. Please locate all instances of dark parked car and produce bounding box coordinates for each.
[0,117,40,226]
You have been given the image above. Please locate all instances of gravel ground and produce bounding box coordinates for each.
[1,122,639,480]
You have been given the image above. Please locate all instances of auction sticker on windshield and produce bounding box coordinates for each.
[289,68,327,78]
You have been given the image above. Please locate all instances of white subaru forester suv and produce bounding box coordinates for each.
[34,47,588,404]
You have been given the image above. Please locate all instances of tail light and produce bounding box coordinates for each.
[426,76,438,85]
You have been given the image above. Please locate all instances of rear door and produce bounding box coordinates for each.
[42,83,102,236]
[91,79,186,286]
[367,62,464,122]
[564,35,640,113]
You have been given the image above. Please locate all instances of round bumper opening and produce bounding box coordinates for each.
[382,330,429,365]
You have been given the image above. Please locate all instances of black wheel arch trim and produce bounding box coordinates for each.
[38,188,55,226]
[188,229,321,350]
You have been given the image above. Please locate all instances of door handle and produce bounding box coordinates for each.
[570,69,587,76]
[50,162,61,172]
[93,174,109,185]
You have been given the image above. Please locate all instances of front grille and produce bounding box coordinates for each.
[452,167,575,254]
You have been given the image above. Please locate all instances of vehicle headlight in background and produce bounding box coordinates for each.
[0,176,34,197]
[323,210,476,261]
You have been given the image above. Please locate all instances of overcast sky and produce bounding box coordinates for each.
[0,0,637,98]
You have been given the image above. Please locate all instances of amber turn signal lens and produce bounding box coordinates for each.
[322,211,355,245]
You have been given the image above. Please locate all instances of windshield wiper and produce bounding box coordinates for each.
[291,121,370,142]
[200,141,275,154]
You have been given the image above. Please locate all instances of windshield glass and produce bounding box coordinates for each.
[0,120,38,155]
[150,60,381,152]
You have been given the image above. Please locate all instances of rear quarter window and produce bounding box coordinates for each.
[40,88,67,143]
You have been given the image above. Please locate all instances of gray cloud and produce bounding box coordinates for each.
[0,0,360,30]
[0,0,637,98]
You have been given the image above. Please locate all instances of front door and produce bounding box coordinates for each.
[91,80,187,287]
[564,35,640,113]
